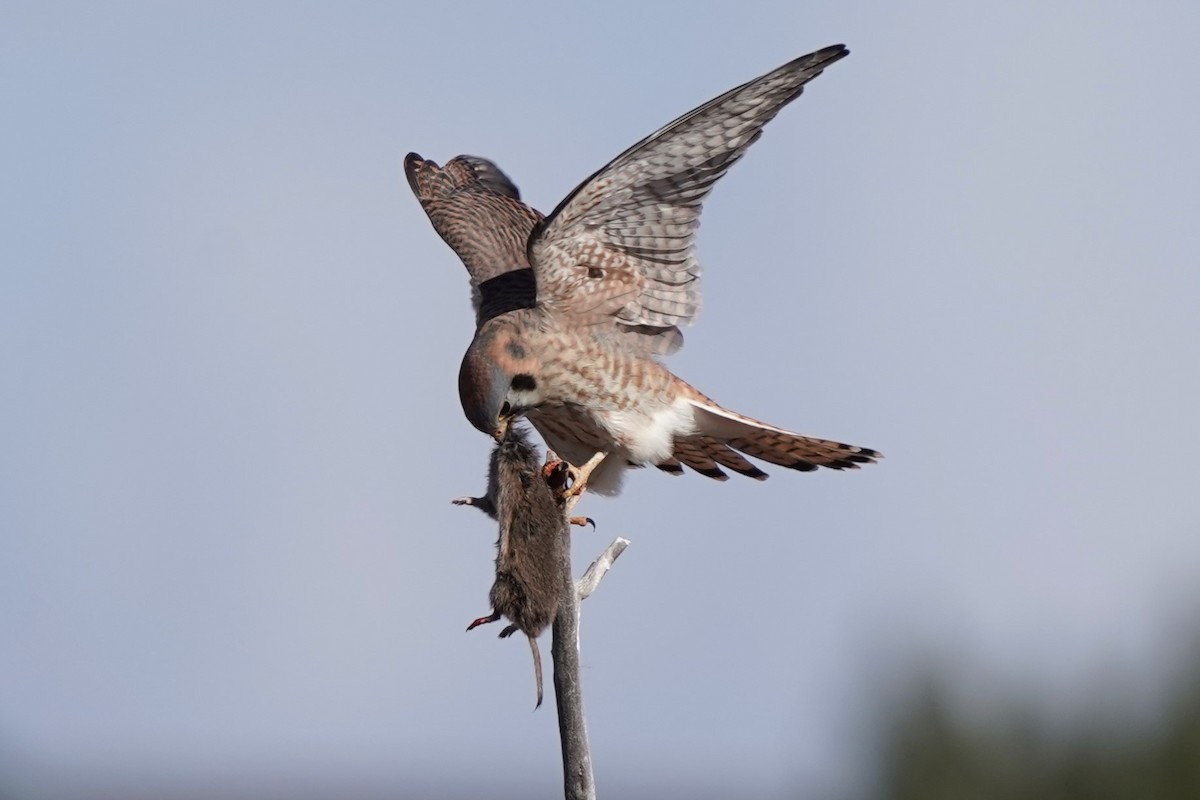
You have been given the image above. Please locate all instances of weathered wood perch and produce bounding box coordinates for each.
[552,450,628,800]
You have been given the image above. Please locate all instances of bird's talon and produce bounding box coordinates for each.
[542,458,572,495]
[562,451,607,500]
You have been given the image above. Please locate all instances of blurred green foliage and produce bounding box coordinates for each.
[875,656,1200,799]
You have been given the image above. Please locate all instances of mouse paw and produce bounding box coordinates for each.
[466,610,501,632]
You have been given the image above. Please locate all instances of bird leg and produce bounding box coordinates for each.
[543,450,606,519]
[562,451,607,501]
[466,610,501,632]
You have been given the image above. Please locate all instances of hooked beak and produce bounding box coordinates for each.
[491,415,511,442]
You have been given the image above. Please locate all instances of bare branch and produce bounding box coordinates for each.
[551,518,594,800]
[549,450,624,800]
[577,537,630,601]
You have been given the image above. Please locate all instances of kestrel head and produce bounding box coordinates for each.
[458,321,543,442]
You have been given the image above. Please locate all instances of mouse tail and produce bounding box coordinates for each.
[529,635,543,709]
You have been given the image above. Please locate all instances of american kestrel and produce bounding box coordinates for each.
[406,44,880,495]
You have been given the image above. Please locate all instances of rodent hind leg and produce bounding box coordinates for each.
[466,610,502,632]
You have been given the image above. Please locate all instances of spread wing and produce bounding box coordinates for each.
[528,44,849,355]
[404,153,543,323]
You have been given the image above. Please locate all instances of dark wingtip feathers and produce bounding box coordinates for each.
[403,152,424,195]
[834,443,883,468]
[806,44,850,68]
[689,465,730,481]
[793,444,883,472]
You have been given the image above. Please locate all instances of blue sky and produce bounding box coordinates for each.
[3,2,1199,797]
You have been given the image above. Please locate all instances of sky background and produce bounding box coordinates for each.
[2,2,1199,798]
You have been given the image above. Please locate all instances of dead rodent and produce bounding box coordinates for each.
[455,425,581,709]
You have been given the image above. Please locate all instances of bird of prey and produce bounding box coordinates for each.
[405,44,880,495]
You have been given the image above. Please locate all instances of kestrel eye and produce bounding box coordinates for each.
[587,267,604,279]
